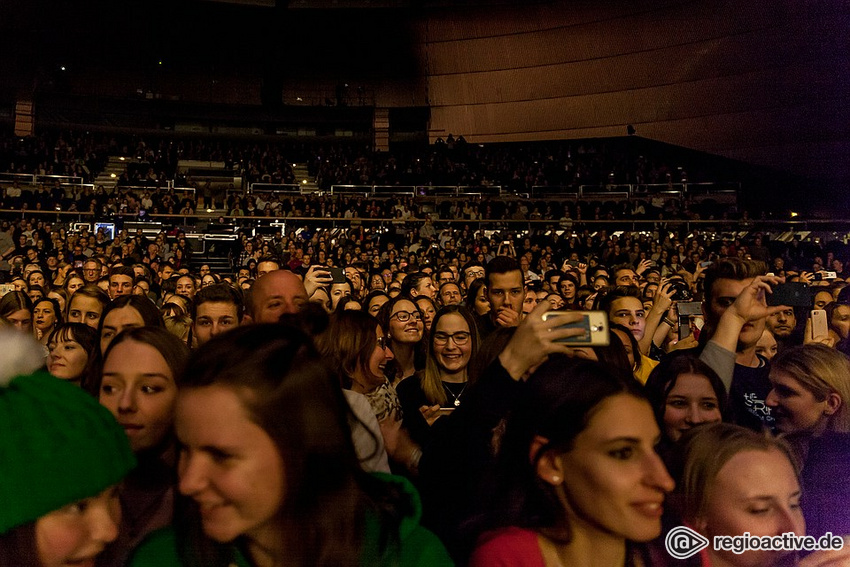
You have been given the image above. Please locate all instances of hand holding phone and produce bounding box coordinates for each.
[328,267,346,284]
[541,311,609,346]
[767,282,811,307]
[810,309,828,340]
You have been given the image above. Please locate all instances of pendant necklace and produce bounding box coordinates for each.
[442,381,467,407]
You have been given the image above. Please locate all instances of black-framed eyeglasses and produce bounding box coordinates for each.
[391,310,422,323]
[433,331,471,346]
[376,336,388,350]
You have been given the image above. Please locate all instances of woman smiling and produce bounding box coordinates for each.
[129,324,451,567]
[397,306,479,447]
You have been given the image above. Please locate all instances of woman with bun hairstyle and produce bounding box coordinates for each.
[0,329,135,567]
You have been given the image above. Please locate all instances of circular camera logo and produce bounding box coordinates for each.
[665,526,710,560]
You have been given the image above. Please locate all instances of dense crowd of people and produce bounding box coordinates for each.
[2,198,850,567]
[1,130,731,193]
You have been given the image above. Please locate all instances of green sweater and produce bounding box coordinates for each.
[130,474,453,567]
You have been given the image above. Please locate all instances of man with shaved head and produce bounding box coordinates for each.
[246,270,309,324]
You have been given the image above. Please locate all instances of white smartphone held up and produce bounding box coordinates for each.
[810,309,828,339]
[541,310,610,346]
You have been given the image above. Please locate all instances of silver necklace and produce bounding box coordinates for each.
[442,381,467,407]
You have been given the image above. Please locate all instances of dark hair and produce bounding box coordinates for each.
[177,325,404,566]
[47,323,101,386]
[99,295,164,333]
[485,256,521,288]
[400,272,431,299]
[702,258,767,305]
[109,266,135,280]
[315,310,380,389]
[593,323,636,380]
[363,290,389,315]
[464,278,487,313]
[193,283,245,321]
[65,285,109,320]
[161,301,188,319]
[485,358,647,542]
[333,296,363,314]
[644,352,729,441]
[594,285,642,314]
[102,326,189,388]
[257,255,281,267]
[33,297,63,327]
[0,522,39,567]
[0,291,32,322]
[544,269,563,282]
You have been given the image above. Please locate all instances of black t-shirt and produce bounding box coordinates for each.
[730,355,775,432]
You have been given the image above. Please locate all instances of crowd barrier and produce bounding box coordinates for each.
[0,208,846,237]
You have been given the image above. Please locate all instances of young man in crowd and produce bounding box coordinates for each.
[192,283,244,347]
[478,256,525,339]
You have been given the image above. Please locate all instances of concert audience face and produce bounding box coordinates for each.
[100,306,146,355]
[766,345,849,436]
[679,425,804,567]
[755,330,778,360]
[705,276,764,347]
[486,269,524,325]
[766,307,795,340]
[388,299,424,346]
[439,282,462,306]
[415,296,437,332]
[813,290,833,310]
[829,304,850,340]
[100,337,179,453]
[248,270,308,323]
[608,296,646,341]
[108,273,133,300]
[431,312,473,376]
[82,260,100,283]
[330,282,352,311]
[614,268,639,287]
[175,275,196,299]
[193,301,240,347]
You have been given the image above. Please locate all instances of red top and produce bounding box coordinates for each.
[469,527,546,567]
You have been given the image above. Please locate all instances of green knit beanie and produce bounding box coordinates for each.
[0,331,136,534]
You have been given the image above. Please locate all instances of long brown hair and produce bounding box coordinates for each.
[421,305,479,406]
[177,324,404,567]
[314,310,380,390]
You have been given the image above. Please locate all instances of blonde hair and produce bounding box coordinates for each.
[164,315,192,344]
[678,423,799,526]
[773,344,850,433]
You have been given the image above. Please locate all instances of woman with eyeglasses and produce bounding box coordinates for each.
[378,296,428,387]
[316,309,415,474]
[396,305,479,448]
